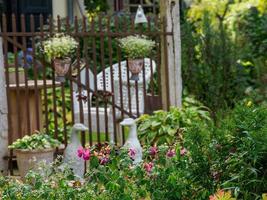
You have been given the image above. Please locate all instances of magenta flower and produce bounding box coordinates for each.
[128,148,136,160]
[144,162,154,173]
[77,147,84,158]
[77,147,91,161]
[83,149,91,161]
[99,157,109,165]
[149,146,158,156]
[166,149,176,158]
[180,147,187,156]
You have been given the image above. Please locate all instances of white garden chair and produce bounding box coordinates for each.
[73,58,156,144]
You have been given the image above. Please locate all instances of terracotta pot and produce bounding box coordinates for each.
[15,148,55,178]
[53,57,71,82]
[9,70,25,84]
[128,58,144,81]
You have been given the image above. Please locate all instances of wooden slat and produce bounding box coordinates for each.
[11,14,22,139]
[91,17,101,143]
[99,15,109,141]
[2,13,14,175]
[30,15,41,130]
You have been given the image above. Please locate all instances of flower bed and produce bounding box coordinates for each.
[0,102,267,200]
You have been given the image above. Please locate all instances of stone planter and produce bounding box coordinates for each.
[53,57,71,82]
[9,70,25,84]
[128,58,144,81]
[15,148,55,178]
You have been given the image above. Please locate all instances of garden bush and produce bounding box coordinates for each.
[181,0,267,113]
[1,101,266,200]
[137,97,211,145]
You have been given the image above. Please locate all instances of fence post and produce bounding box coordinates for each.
[0,32,8,175]
[160,0,182,109]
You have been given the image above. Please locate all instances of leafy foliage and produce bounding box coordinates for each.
[181,6,267,112]
[181,0,267,113]
[8,131,61,150]
[211,103,267,199]
[45,87,72,143]
[137,97,211,145]
[238,7,267,59]
[1,102,267,199]
[84,0,109,14]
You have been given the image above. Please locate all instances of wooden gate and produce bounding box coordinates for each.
[0,13,171,173]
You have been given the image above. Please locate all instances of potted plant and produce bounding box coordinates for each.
[8,131,60,177]
[40,33,78,82]
[118,35,155,80]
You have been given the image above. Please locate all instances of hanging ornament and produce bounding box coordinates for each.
[134,5,147,24]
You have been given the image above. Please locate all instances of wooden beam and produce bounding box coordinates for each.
[0,33,9,175]
[160,0,182,109]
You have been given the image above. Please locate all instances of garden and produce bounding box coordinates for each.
[0,0,267,200]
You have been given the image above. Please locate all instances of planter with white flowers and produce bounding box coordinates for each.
[41,34,78,82]
[8,132,60,178]
[118,35,155,81]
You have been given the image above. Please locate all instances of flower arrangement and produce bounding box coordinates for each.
[118,35,155,80]
[41,33,78,62]
[8,131,61,177]
[118,35,155,59]
[9,131,60,150]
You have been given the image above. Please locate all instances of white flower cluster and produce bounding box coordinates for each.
[118,35,156,59]
[42,33,78,61]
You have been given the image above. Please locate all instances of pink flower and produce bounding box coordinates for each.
[77,147,91,161]
[128,148,136,160]
[83,149,91,161]
[149,146,158,156]
[166,149,176,158]
[77,147,84,158]
[144,162,154,173]
[99,157,109,165]
[180,147,187,156]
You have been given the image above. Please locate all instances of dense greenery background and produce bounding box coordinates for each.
[181,0,267,114]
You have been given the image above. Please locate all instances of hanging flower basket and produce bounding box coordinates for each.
[38,34,78,83]
[128,58,144,81]
[118,35,155,81]
[53,57,72,82]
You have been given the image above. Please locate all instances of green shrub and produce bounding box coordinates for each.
[8,131,61,150]
[137,97,211,145]
[84,0,109,14]
[181,2,267,113]
[1,102,266,200]
[212,102,267,199]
